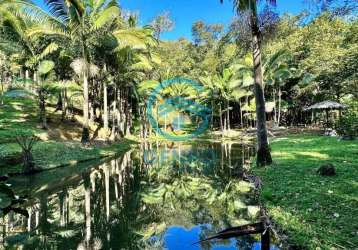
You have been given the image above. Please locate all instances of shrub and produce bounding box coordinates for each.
[335,111,358,139]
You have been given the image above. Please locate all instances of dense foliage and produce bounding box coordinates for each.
[0,0,356,142]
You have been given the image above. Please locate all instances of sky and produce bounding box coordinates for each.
[33,0,308,40]
[119,0,307,40]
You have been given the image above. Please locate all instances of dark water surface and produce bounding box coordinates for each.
[2,142,277,249]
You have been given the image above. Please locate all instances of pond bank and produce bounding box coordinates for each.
[0,139,135,176]
[253,135,358,249]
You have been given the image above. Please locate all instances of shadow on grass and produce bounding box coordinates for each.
[254,135,358,249]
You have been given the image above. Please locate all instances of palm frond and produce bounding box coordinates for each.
[26,24,69,37]
[113,27,156,50]
[25,42,59,67]
[92,5,120,30]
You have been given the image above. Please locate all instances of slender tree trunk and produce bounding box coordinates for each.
[219,103,223,135]
[251,14,272,166]
[39,84,47,130]
[61,84,67,120]
[25,70,29,90]
[0,73,4,106]
[240,99,243,127]
[81,33,90,143]
[111,90,117,141]
[273,88,277,126]
[103,81,109,132]
[33,72,37,94]
[211,99,214,129]
[81,71,90,143]
[278,87,282,126]
[226,100,230,131]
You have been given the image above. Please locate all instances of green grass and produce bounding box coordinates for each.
[253,135,358,249]
[0,89,135,175]
[0,91,40,144]
[0,139,134,175]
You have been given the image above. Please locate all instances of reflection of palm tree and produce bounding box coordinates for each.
[82,172,92,245]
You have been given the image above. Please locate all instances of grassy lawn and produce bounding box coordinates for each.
[0,89,135,175]
[0,91,40,144]
[253,135,358,249]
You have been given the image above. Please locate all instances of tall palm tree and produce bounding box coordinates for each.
[30,0,120,143]
[220,0,274,166]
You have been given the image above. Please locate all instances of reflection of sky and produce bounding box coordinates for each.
[161,225,279,250]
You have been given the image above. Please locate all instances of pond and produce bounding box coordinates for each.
[2,142,278,249]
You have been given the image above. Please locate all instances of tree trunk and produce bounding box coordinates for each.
[111,94,117,141]
[103,81,109,132]
[0,73,4,106]
[33,72,37,94]
[251,14,272,166]
[25,70,29,90]
[219,103,223,135]
[61,84,67,120]
[278,87,282,126]
[211,99,214,129]
[81,33,90,143]
[82,71,90,143]
[239,99,243,127]
[227,100,230,131]
[39,88,47,129]
[273,88,277,126]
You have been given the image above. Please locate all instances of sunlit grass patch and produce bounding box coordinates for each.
[254,135,358,249]
[271,151,296,160]
[296,151,329,159]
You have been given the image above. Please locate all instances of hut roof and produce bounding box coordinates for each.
[303,101,347,111]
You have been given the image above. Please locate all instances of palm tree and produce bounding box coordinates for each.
[30,0,120,143]
[221,0,275,166]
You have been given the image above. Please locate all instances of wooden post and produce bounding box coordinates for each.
[261,228,270,250]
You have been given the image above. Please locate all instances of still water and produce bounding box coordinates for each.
[1,142,277,249]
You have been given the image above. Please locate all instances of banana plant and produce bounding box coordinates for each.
[263,49,295,126]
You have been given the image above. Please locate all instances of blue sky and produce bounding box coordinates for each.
[120,0,307,40]
[33,0,307,40]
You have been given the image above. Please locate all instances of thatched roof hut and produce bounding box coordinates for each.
[303,101,347,111]
[304,100,347,126]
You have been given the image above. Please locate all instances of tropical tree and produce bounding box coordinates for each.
[263,49,294,126]
[30,0,121,143]
[36,60,56,129]
[220,0,274,166]
[150,11,174,40]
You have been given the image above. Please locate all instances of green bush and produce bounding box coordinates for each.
[335,111,358,139]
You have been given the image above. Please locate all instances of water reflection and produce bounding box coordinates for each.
[1,142,277,250]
